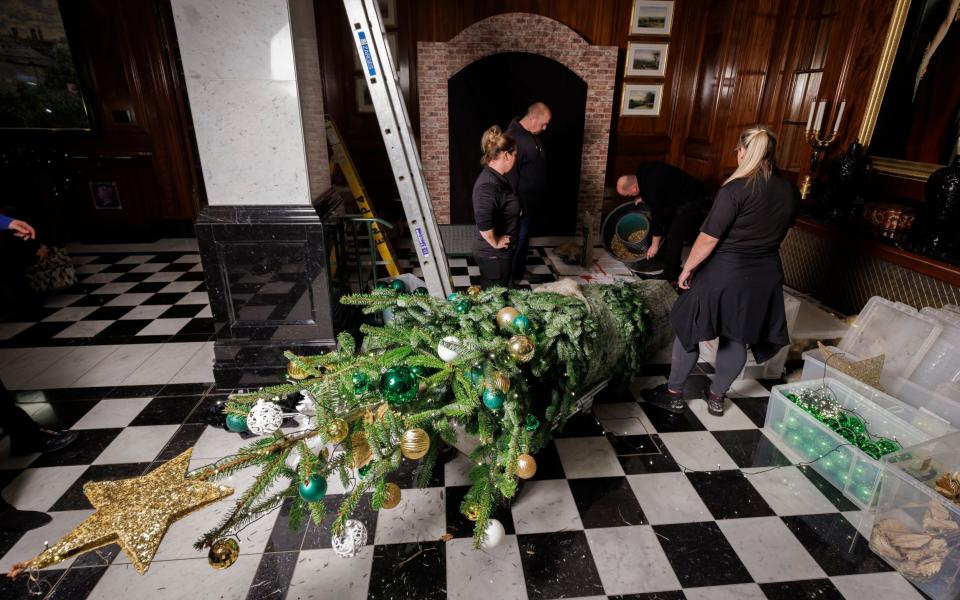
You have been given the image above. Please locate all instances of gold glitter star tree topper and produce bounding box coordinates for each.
[8,448,233,578]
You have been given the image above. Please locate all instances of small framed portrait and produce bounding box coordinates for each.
[621,84,663,117]
[89,181,122,210]
[355,77,374,113]
[625,42,669,77]
[630,1,674,36]
[377,0,397,27]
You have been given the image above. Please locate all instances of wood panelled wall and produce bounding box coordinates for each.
[319,0,899,211]
[0,0,202,243]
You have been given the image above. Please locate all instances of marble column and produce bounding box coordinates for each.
[171,0,339,385]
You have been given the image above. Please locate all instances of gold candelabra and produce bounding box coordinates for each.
[800,100,845,200]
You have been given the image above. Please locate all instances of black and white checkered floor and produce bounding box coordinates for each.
[0,239,925,599]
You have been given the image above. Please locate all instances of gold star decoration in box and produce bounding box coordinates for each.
[818,342,885,391]
[8,448,232,578]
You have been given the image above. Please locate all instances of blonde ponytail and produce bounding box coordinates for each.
[480,126,516,166]
[724,126,777,186]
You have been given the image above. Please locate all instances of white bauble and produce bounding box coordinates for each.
[437,336,461,362]
[296,390,317,416]
[480,518,505,549]
[331,519,368,558]
[246,399,284,436]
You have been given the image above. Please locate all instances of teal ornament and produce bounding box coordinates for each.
[352,371,371,394]
[454,299,471,314]
[772,420,787,435]
[379,366,418,405]
[513,314,531,333]
[802,443,820,460]
[413,287,429,296]
[802,426,818,439]
[358,463,373,478]
[786,431,804,448]
[817,437,835,455]
[298,475,328,502]
[834,450,852,470]
[875,437,900,456]
[467,366,484,386]
[390,279,407,293]
[835,470,851,486]
[855,484,874,504]
[375,281,390,290]
[447,293,460,301]
[784,413,802,430]
[820,456,836,472]
[482,388,505,410]
[226,413,247,433]
[853,463,874,483]
[524,414,540,431]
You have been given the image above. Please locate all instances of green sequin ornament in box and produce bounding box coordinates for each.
[837,427,856,443]
[834,449,852,470]
[861,442,882,460]
[454,299,471,314]
[817,437,835,455]
[848,418,866,435]
[352,371,371,394]
[379,366,418,405]
[226,413,247,433]
[413,287,429,296]
[784,413,802,430]
[876,437,900,456]
[298,475,327,502]
[525,414,540,431]
[513,314,531,333]
[482,388,505,410]
[390,279,407,293]
[823,417,841,431]
[786,431,804,448]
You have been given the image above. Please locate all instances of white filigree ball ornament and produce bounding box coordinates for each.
[438,336,461,362]
[331,519,367,558]
[246,399,284,436]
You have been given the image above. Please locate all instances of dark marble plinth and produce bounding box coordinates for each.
[195,193,347,386]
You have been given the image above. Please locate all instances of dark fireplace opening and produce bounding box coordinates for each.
[448,52,587,235]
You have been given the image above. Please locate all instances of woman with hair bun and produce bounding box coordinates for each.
[472,126,520,287]
[642,126,799,416]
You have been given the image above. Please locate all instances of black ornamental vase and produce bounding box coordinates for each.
[826,141,870,222]
[912,149,960,261]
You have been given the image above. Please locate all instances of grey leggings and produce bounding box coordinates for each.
[667,337,747,396]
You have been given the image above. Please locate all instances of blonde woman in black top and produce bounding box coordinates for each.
[472,126,521,287]
[642,126,799,416]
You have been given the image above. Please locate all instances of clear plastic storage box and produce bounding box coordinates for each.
[765,378,929,509]
[870,431,960,600]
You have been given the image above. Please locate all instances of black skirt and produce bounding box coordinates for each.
[669,252,788,364]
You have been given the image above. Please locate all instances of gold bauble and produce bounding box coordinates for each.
[326,418,348,444]
[496,306,520,329]
[350,431,373,468]
[464,503,480,521]
[287,360,311,380]
[466,285,482,297]
[516,453,537,479]
[208,537,240,570]
[400,428,430,460]
[507,335,535,363]
[381,482,402,509]
[492,371,510,393]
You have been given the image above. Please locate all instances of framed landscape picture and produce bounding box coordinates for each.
[625,42,669,77]
[621,83,663,116]
[630,1,674,36]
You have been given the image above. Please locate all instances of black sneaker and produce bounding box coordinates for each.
[12,429,79,456]
[705,390,726,416]
[640,384,685,414]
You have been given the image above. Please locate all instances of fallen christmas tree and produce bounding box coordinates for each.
[11,279,674,576]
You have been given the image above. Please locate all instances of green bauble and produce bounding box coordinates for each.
[298,475,328,502]
[482,388,505,410]
[410,365,426,378]
[513,314,531,333]
[834,450,852,470]
[837,427,856,443]
[785,393,799,405]
[447,293,460,301]
[835,471,851,486]
[875,437,900,456]
[855,484,874,504]
[379,366,418,405]
[847,417,866,435]
[413,287,429,296]
[772,420,787,435]
[823,417,841,431]
[358,463,373,478]
[861,442,882,460]
[853,463,874,483]
[352,371,371,394]
[375,281,390,290]
[226,413,247,433]
[820,456,836,472]
[802,443,820,460]
[784,414,802,430]
[786,431,804,448]
[454,299,471,314]
[390,279,407,293]
[802,426,818,439]
[525,414,540,431]
[467,366,484,386]
[817,437,835,455]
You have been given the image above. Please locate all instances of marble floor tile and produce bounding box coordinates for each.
[730,396,771,428]
[553,437,624,479]
[639,402,706,433]
[727,377,772,398]
[373,487,446,545]
[446,535,527,600]
[90,282,138,295]
[717,516,826,583]
[80,273,122,284]
[0,509,93,572]
[175,292,210,305]
[688,397,758,430]
[45,564,109,599]
[368,541,445,600]
[780,513,893,577]
[652,521,754,588]
[682,583,766,600]
[43,294,84,307]
[444,485,514,540]
[129,263,165,273]
[759,578,844,599]
[0,346,76,389]
[842,510,875,540]
[711,429,791,468]
[1,465,86,511]
[130,396,202,426]
[443,453,473,487]
[657,431,738,472]
[158,281,201,294]
[49,462,151,511]
[116,255,155,264]
[134,318,189,337]
[286,546,374,600]
[525,442,566,481]
[167,343,215,384]
[87,555,259,600]
[510,479,582,535]
[0,322,33,340]
[119,305,171,320]
[42,306,99,322]
[70,398,154,430]
[121,342,205,386]
[105,293,155,307]
[72,344,161,388]
[92,425,178,465]
[245,551,298,600]
[742,466,839,516]
[53,320,114,339]
[829,572,926,600]
[686,470,775,520]
[568,476,646,528]
[584,525,680,595]
[627,472,712,525]
[516,531,605,600]
[190,426,249,460]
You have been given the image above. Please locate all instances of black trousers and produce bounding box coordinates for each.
[660,204,703,281]
[0,380,39,453]
[474,249,515,288]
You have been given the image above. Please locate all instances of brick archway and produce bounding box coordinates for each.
[417,13,618,227]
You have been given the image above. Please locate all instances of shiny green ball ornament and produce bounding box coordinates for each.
[410,365,425,378]
[298,475,328,502]
[852,463,873,483]
[861,442,882,460]
[226,413,247,433]
[375,281,390,290]
[447,293,460,301]
[837,427,856,443]
[820,456,836,472]
[786,431,804,448]
[482,388,505,410]
[802,426,818,439]
[823,417,841,431]
[454,299,471,314]
[855,484,874,504]
[379,366,418,405]
[390,279,407,293]
[817,437,835,455]
[848,418,866,435]
[413,287,429,296]
[525,414,540,431]
[772,420,787,435]
[784,414,802,430]
[513,314,531,333]
[352,371,371,394]
[358,463,373,478]
[875,437,900,456]
[467,366,484,386]
[834,450,852,469]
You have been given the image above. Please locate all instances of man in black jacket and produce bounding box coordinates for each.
[505,102,551,281]
[616,161,704,281]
